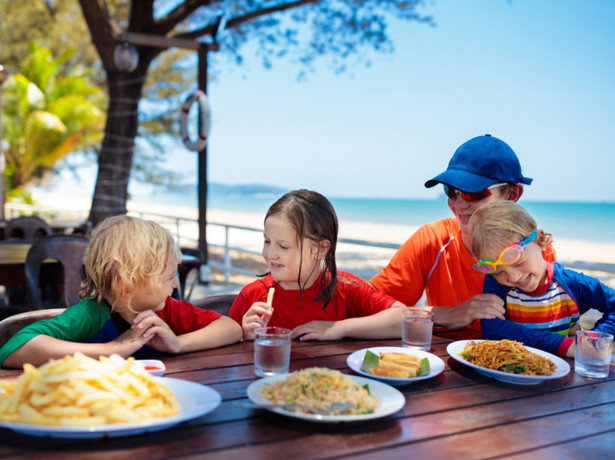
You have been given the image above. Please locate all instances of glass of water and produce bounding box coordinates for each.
[254,327,292,377]
[402,308,434,351]
[575,330,613,379]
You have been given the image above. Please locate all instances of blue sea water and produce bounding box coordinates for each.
[133,191,615,244]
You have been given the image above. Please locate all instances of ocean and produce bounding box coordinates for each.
[133,190,615,244]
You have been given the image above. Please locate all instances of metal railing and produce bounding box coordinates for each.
[8,203,615,284]
[128,209,399,282]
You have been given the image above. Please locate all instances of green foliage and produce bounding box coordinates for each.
[6,187,35,205]
[1,44,105,191]
[0,0,100,74]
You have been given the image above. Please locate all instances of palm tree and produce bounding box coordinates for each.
[1,43,105,195]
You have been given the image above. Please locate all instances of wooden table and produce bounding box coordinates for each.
[0,243,63,314]
[0,243,63,288]
[0,331,613,458]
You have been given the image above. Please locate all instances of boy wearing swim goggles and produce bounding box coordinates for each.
[469,201,615,358]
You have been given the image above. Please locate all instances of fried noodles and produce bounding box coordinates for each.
[460,340,556,375]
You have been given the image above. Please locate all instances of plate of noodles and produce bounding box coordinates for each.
[446,339,570,385]
[246,367,405,423]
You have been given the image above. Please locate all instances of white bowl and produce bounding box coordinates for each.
[133,359,166,376]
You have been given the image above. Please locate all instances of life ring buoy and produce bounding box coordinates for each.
[180,90,211,151]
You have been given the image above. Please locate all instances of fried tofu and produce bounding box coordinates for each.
[369,366,410,378]
[368,352,421,378]
[380,352,420,366]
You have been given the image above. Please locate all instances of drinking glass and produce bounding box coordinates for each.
[402,309,433,351]
[574,330,613,379]
[254,327,292,377]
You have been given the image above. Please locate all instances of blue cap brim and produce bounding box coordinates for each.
[424,170,497,192]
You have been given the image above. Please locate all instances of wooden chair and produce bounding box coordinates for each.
[24,234,89,309]
[4,216,52,241]
[192,294,237,316]
[0,308,65,350]
[71,220,93,237]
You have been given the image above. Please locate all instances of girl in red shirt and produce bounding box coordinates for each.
[229,190,405,341]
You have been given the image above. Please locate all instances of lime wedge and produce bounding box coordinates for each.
[361,350,380,372]
[419,357,430,376]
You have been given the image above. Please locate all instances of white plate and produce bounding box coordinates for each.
[447,340,571,385]
[133,359,166,376]
[247,373,405,423]
[346,346,445,386]
[0,377,221,438]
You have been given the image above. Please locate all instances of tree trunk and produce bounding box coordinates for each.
[88,72,144,225]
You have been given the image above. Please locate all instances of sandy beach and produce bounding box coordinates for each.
[24,192,615,290]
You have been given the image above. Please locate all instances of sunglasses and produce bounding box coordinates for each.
[443,183,507,202]
[473,229,539,274]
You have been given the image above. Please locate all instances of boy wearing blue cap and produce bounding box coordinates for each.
[371,134,556,331]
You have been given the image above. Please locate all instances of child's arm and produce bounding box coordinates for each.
[560,267,615,334]
[136,310,242,353]
[172,316,243,352]
[481,318,574,357]
[2,332,148,369]
[292,301,406,341]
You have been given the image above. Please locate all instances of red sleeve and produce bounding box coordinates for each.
[338,271,398,317]
[157,297,221,335]
[229,291,250,324]
[556,336,574,357]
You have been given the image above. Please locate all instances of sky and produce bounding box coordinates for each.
[52,0,615,203]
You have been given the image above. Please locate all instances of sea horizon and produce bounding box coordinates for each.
[131,189,615,244]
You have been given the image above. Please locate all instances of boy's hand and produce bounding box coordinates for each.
[568,322,582,337]
[130,310,182,353]
[112,321,154,356]
[242,301,273,340]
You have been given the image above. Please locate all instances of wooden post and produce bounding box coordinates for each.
[114,34,220,282]
[197,45,210,283]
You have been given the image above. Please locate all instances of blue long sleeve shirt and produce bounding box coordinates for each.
[481,262,615,356]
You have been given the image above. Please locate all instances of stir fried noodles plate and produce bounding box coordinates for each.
[446,340,571,385]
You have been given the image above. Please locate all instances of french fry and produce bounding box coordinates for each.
[0,353,180,426]
[266,287,275,308]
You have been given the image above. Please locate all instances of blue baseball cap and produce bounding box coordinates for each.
[424,134,533,192]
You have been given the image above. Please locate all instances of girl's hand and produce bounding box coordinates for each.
[292,321,340,341]
[242,301,273,340]
[131,310,182,354]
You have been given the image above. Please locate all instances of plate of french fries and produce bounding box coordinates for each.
[0,353,221,438]
[346,347,445,385]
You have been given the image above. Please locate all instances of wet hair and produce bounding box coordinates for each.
[469,201,551,260]
[79,215,181,311]
[265,189,338,307]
